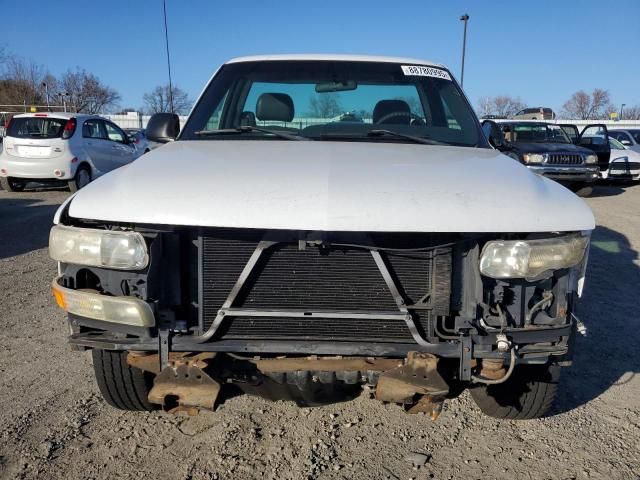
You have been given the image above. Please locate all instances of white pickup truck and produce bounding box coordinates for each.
[49,54,593,420]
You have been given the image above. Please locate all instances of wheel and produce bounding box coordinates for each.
[92,350,156,411]
[68,165,91,192]
[0,177,26,192]
[470,364,560,420]
[569,182,592,197]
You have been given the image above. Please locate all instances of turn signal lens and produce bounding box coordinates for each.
[52,279,155,327]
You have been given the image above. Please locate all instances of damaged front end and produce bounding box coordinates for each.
[51,221,590,418]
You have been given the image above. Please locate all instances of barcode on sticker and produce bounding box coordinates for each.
[401,65,451,80]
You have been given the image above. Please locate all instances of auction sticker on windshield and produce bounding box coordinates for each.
[401,65,451,80]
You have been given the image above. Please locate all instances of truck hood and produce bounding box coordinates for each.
[67,140,595,232]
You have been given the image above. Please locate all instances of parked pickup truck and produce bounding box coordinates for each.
[50,54,594,420]
[481,120,610,195]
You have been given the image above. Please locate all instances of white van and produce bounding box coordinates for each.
[0,113,137,192]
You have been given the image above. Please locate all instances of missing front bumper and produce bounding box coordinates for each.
[128,351,450,419]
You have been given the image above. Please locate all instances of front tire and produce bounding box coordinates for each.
[92,350,156,411]
[68,165,91,192]
[470,364,560,420]
[0,177,26,192]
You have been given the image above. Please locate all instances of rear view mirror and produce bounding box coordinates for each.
[146,113,180,143]
[315,80,357,93]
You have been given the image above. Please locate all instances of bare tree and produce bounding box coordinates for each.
[561,89,611,120]
[476,95,526,117]
[142,85,191,115]
[476,96,493,116]
[59,68,120,113]
[308,93,343,118]
[621,105,640,120]
[0,57,49,106]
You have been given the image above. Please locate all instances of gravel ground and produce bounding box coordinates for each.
[0,184,639,480]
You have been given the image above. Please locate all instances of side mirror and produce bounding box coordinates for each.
[621,139,632,146]
[489,132,507,149]
[482,121,507,150]
[146,113,180,143]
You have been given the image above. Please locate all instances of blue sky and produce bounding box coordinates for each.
[3,0,639,112]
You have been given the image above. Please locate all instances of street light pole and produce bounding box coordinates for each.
[459,14,470,88]
[620,103,626,120]
[163,0,175,114]
[42,82,50,111]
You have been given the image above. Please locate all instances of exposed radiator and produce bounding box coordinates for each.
[201,229,452,343]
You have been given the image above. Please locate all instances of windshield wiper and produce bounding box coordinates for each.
[367,129,445,146]
[194,126,308,141]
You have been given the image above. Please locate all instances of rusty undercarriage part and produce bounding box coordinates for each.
[244,356,403,374]
[477,359,507,380]
[471,348,517,385]
[127,352,451,418]
[375,352,449,420]
[128,352,220,415]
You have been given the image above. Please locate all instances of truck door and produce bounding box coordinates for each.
[579,124,611,173]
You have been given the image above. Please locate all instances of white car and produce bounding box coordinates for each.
[603,137,640,181]
[50,54,594,421]
[0,112,137,192]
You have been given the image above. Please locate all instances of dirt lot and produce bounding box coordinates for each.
[0,185,639,480]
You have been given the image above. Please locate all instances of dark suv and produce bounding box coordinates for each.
[482,120,610,194]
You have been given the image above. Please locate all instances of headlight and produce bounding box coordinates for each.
[49,225,148,270]
[522,153,545,164]
[480,234,589,279]
[585,154,598,164]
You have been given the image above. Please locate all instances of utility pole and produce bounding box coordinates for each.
[163,0,175,113]
[459,14,470,88]
[620,103,626,120]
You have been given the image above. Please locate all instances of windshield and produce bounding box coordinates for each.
[505,123,571,144]
[629,130,640,144]
[7,117,67,139]
[181,60,484,147]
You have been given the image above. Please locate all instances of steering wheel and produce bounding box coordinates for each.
[374,111,425,125]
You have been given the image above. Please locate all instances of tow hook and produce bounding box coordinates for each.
[128,352,221,415]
